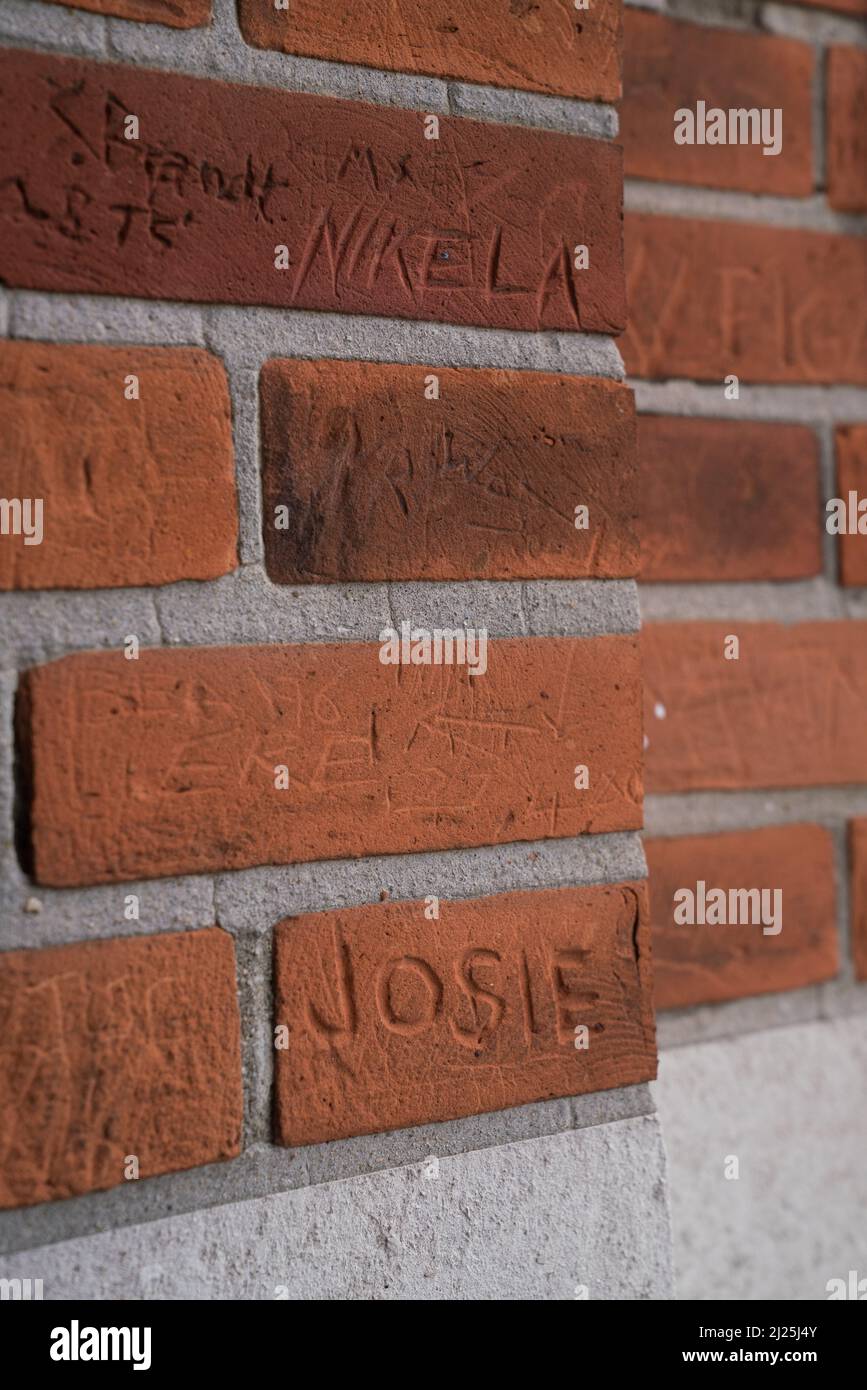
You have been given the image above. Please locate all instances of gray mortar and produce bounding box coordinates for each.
[627,0,867,47]
[626,180,867,235]
[666,0,761,28]
[0,0,108,57]
[631,379,867,421]
[447,82,619,140]
[0,1114,673,1300]
[0,1082,657,1258]
[761,2,867,46]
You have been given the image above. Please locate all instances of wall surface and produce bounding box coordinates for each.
[624,0,867,1300]
[4,0,865,1305]
[0,0,673,1299]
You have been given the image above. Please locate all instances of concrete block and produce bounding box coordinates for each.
[0,1116,673,1299]
[654,1015,867,1299]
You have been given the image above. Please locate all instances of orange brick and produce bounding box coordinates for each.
[43,0,209,24]
[273,883,656,1145]
[20,637,643,887]
[622,11,813,196]
[0,928,242,1209]
[623,213,867,384]
[643,622,867,792]
[0,342,238,591]
[238,0,621,102]
[261,360,638,583]
[827,47,867,212]
[639,416,821,582]
[646,825,839,1009]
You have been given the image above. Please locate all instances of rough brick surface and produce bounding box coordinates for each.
[790,0,867,13]
[623,214,867,385]
[622,11,813,196]
[827,47,867,213]
[835,425,867,587]
[848,820,867,981]
[639,416,822,582]
[643,622,867,792]
[0,50,625,336]
[261,360,638,583]
[43,0,210,25]
[21,637,643,887]
[0,341,237,591]
[239,0,621,102]
[646,825,839,1010]
[273,883,656,1146]
[0,928,243,1209]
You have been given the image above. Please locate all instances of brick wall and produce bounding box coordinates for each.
[0,0,672,1299]
[624,0,867,1300]
[4,0,864,1306]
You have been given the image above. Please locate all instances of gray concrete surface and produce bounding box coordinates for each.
[655,1016,867,1300]
[0,1115,673,1299]
[0,1082,657,1258]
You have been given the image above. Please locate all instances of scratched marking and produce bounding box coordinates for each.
[273,886,655,1145]
[0,932,241,1207]
[0,51,623,333]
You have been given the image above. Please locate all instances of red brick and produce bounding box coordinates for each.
[261,360,638,583]
[623,213,867,384]
[646,825,839,1010]
[43,0,210,24]
[835,425,867,586]
[273,883,656,1146]
[848,819,867,980]
[827,47,867,213]
[0,49,625,336]
[790,0,867,14]
[21,636,642,887]
[639,416,822,582]
[0,928,242,1209]
[239,0,621,102]
[622,11,813,197]
[643,622,867,792]
[0,341,237,591]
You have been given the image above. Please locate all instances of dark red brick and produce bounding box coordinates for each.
[43,0,210,23]
[639,416,821,582]
[0,49,625,335]
[622,11,813,196]
[827,47,867,212]
[835,425,867,586]
[261,359,638,583]
[623,213,867,384]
